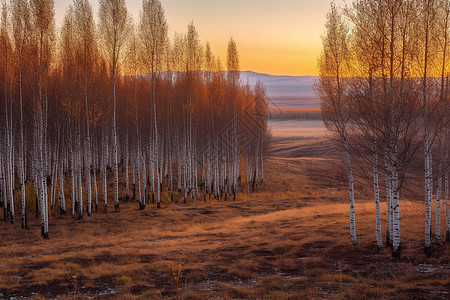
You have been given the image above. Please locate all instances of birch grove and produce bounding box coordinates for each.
[0,0,269,238]
[317,0,449,258]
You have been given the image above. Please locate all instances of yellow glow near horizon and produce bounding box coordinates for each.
[54,0,344,76]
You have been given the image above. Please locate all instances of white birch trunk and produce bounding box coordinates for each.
[19,147,26,228]
[36,174,41,223]
[102,133,108,211]
[7,127,14,224]
[142,152,147,207]
[436,160,442,241]
[150,150,154,201]
[3,151,8,222]
[113,74,119,210]
[177,148,182,193]
[19,65,26,228]
[255,143,259,192]
[445,170,449,242]
[373,152,382,249]
[345,144,357,245]
[260,143,264,183]
[93,153,98,212]
[183,164,187,204]
[50,157,57,208]
[392,163,400,258]
[137,151,142,209]
[216,144,219,198]
[132,159,136,200]
[59,163,66,214]
[102,162,107,211]
[39,111,49,238]
[102,135,108,211]
[125,138,129,201]
[193,157,198,199]
[424,131,432,252]
[70,145,76,218]
[0,154,5,220]
[169,148,173,201]
[156,160,161,208]
[40,172,45,236]
[77,138,83,219]
[43,177,49,238]
[384,157,392,246]
[246,151,250,195]
[85,141,92,216]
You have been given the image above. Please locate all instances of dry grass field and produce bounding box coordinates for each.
[0,117,449,299]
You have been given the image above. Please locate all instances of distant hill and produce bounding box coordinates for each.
[241,71,319,108]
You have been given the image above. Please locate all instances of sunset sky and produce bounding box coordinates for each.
[55,0,347,76]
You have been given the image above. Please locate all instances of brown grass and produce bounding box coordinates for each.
[0,134,448,299]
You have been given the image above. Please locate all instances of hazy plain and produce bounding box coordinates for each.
[269,119,326,138]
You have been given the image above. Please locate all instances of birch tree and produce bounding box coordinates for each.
[316,3,357,245]
[29,0,55,237]
[139,0,167,209]
[98,0,130,210]
[1,0,12,224]
[226,37,240,201]
[11,0,31,228]
[73,0,97,216]
[434,0,449,244]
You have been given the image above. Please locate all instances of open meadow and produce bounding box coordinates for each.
[0,111,448,299]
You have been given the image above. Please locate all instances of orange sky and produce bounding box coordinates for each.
[55,0,347,76]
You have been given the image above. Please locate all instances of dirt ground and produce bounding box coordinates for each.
[0,120,448,299]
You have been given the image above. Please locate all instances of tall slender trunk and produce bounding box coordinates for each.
[445,169,449,242]
[6,100,14,224]
[345,143,357,245]
[255,141,259,192]
[442,2,449,243]
[384,159,392,247]
[77,132,83,219]
[50,154,57,208]
[142,151,147,206]
[59,163,66,215]
[125,136,129,201]
[102,132,108,212]
[138,150,142,209]
[169,146,173,201]
[93,149,98,211]
[260,140,264,184]
[0,154,5,219]
[2,9,9,222]
[436,159,442,241]
[391,161,400,258]
[373,151,382,249]
[85,131,92,217]
[423,5,432,256]
[152,74,161,209]
[70,144,76,218]
[19,64,26,228]
[132,160,136,200]
[113,66,119,210]
[177,144,181,194]
[246,151,250,195]
[40,109,48,238]
[425,119,432,255]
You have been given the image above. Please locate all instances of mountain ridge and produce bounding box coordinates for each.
[241,71,319,108]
